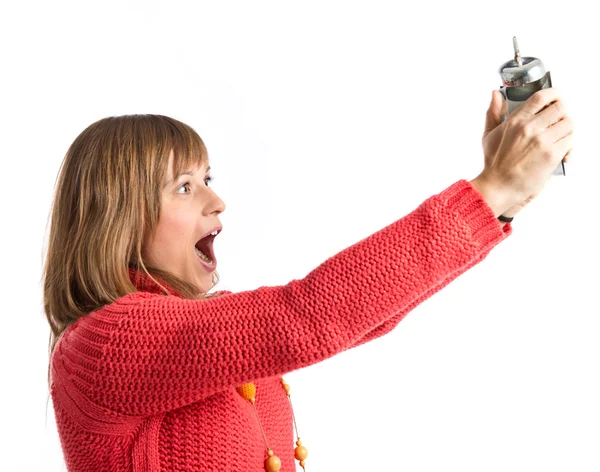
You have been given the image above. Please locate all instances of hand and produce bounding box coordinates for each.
[474,87,573,217]
[481,90,532,218]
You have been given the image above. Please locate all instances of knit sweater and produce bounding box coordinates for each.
[50,179,512,471]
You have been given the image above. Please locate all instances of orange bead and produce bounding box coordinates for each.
[265,454,281,472]
[296,439,302,446]
[267,449,274,457]
[300,460,306,467]
[282,384,291,394]
[236,383,256,402]
[295,445,308,461]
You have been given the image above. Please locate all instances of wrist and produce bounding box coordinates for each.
[469,175,515,218]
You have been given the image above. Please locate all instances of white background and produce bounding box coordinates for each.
[1,1,598,470]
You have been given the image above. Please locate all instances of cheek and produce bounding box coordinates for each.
[148,209,197,258]
[157,209,196,244]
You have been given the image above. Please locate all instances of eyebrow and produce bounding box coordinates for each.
[164,166,211,188]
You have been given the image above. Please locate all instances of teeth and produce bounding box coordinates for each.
[210,230,218,236]
[194,246,213,264]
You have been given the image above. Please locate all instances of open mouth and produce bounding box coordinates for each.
[194,230,220,268]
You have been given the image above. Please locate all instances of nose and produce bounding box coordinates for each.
[214,194,226,214]
[203,188,226,216]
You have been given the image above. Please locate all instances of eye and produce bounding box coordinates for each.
[177,182,192,194]
[176,176,213,194]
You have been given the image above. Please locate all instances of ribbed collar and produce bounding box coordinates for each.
[127,266,229,298]
[127,266,183,297]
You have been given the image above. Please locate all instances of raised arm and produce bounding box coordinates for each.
[52,179,511,417]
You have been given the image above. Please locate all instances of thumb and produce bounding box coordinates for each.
[484,90,503,136]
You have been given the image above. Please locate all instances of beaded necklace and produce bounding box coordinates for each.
[236,378,309,471]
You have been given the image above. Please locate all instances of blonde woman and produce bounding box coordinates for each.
[44,88,572,471]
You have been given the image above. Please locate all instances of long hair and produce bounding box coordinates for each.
[41,114,221,387]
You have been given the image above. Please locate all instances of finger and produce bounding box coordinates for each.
[530,99,569,133]
[544,116,573,144]
[553,133,573,166]
[518,87,562,117]
[564,149,572,163]
[484,90,504,136]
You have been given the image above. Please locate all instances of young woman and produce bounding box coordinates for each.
[43,88,572,471]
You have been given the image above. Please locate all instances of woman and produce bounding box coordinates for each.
[43,87,573,471]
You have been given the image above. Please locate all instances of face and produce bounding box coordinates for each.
[142,150,226,294]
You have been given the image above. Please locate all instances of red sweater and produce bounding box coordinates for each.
[50,179,512,471]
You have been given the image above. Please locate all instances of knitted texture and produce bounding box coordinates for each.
[50,179,512,471]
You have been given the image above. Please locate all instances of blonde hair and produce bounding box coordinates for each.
[42,114,221,386]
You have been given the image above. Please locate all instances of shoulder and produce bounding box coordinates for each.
[100,290,234,320]
[70,290,236,333]
[115,290,233,304]
[62,292,168,337]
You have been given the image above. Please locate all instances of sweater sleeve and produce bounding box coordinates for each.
[54,179,511,417]
[347,222,512,351]
[346,211,512,351]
